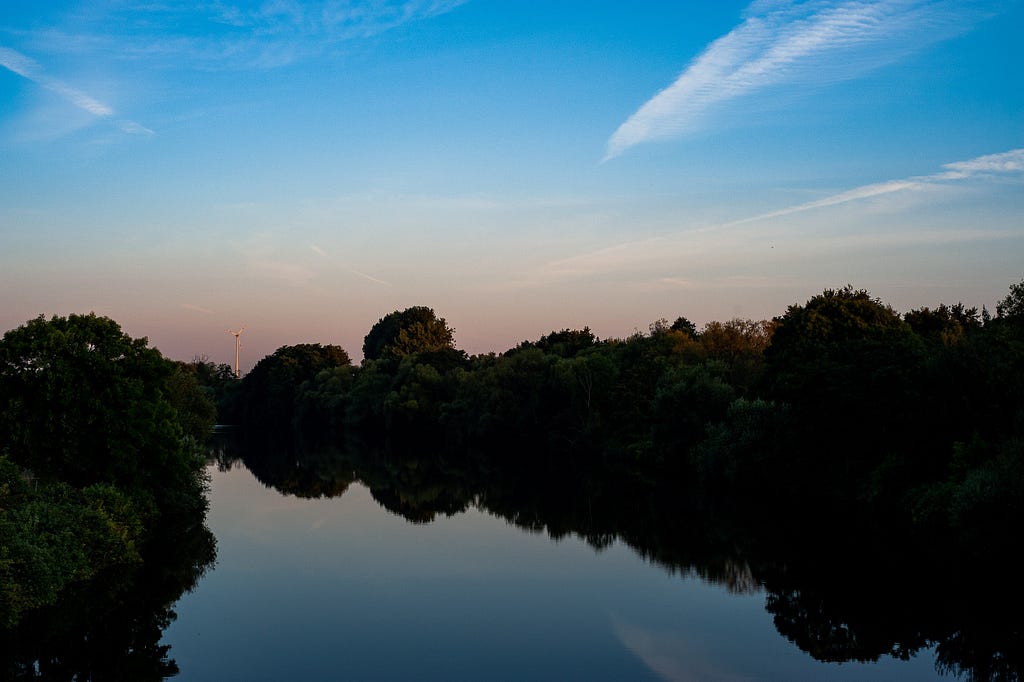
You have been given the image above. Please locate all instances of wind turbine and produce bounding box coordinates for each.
[226,326,245,378]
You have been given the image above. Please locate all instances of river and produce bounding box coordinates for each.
[162,461,944,681]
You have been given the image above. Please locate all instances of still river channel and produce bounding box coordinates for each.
[161,461,943,681]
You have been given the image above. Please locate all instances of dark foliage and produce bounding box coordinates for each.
[237,343,351,435]
[362,306,456,362]
[0,313,215,639]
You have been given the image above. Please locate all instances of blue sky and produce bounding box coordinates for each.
[1,0,1021,367]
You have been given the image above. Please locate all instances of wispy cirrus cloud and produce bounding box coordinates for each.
[0,46,152,135]
[31,0,471,70]
[938,147,1024,178]
[606,0,994,159]
[546,148,1024,278]
[2,2,466,139]
[309,242,391,285]
[724,148,1024,226]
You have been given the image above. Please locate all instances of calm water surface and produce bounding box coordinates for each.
[162,463,941,681]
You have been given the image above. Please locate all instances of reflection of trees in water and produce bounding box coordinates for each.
[226,430,1023,680]
[222,429,355,499]
[355,442,476,524]
[762,550,1023,679]
[747,511,1023,680]
[0,516,216,680]
[685,558,759,595]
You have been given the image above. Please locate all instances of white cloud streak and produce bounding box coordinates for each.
[0,46,152,135]
[345,268,391,286]
[723,180,926,227]
[0,47,111,116]
[726,148,1024,226]
[547,147,1024,278]
[310,242,391,285]
[937,147,1024,178]
[606,0,991,159]
[31,1,471,71]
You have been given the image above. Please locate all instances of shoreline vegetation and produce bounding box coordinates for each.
[2,279,1022,678]
[0,314,216,678]
[225,280,1023,547]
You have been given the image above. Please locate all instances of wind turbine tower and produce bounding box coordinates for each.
[227,326,245,378]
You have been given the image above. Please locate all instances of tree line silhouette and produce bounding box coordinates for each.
[217,282,1024,549]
